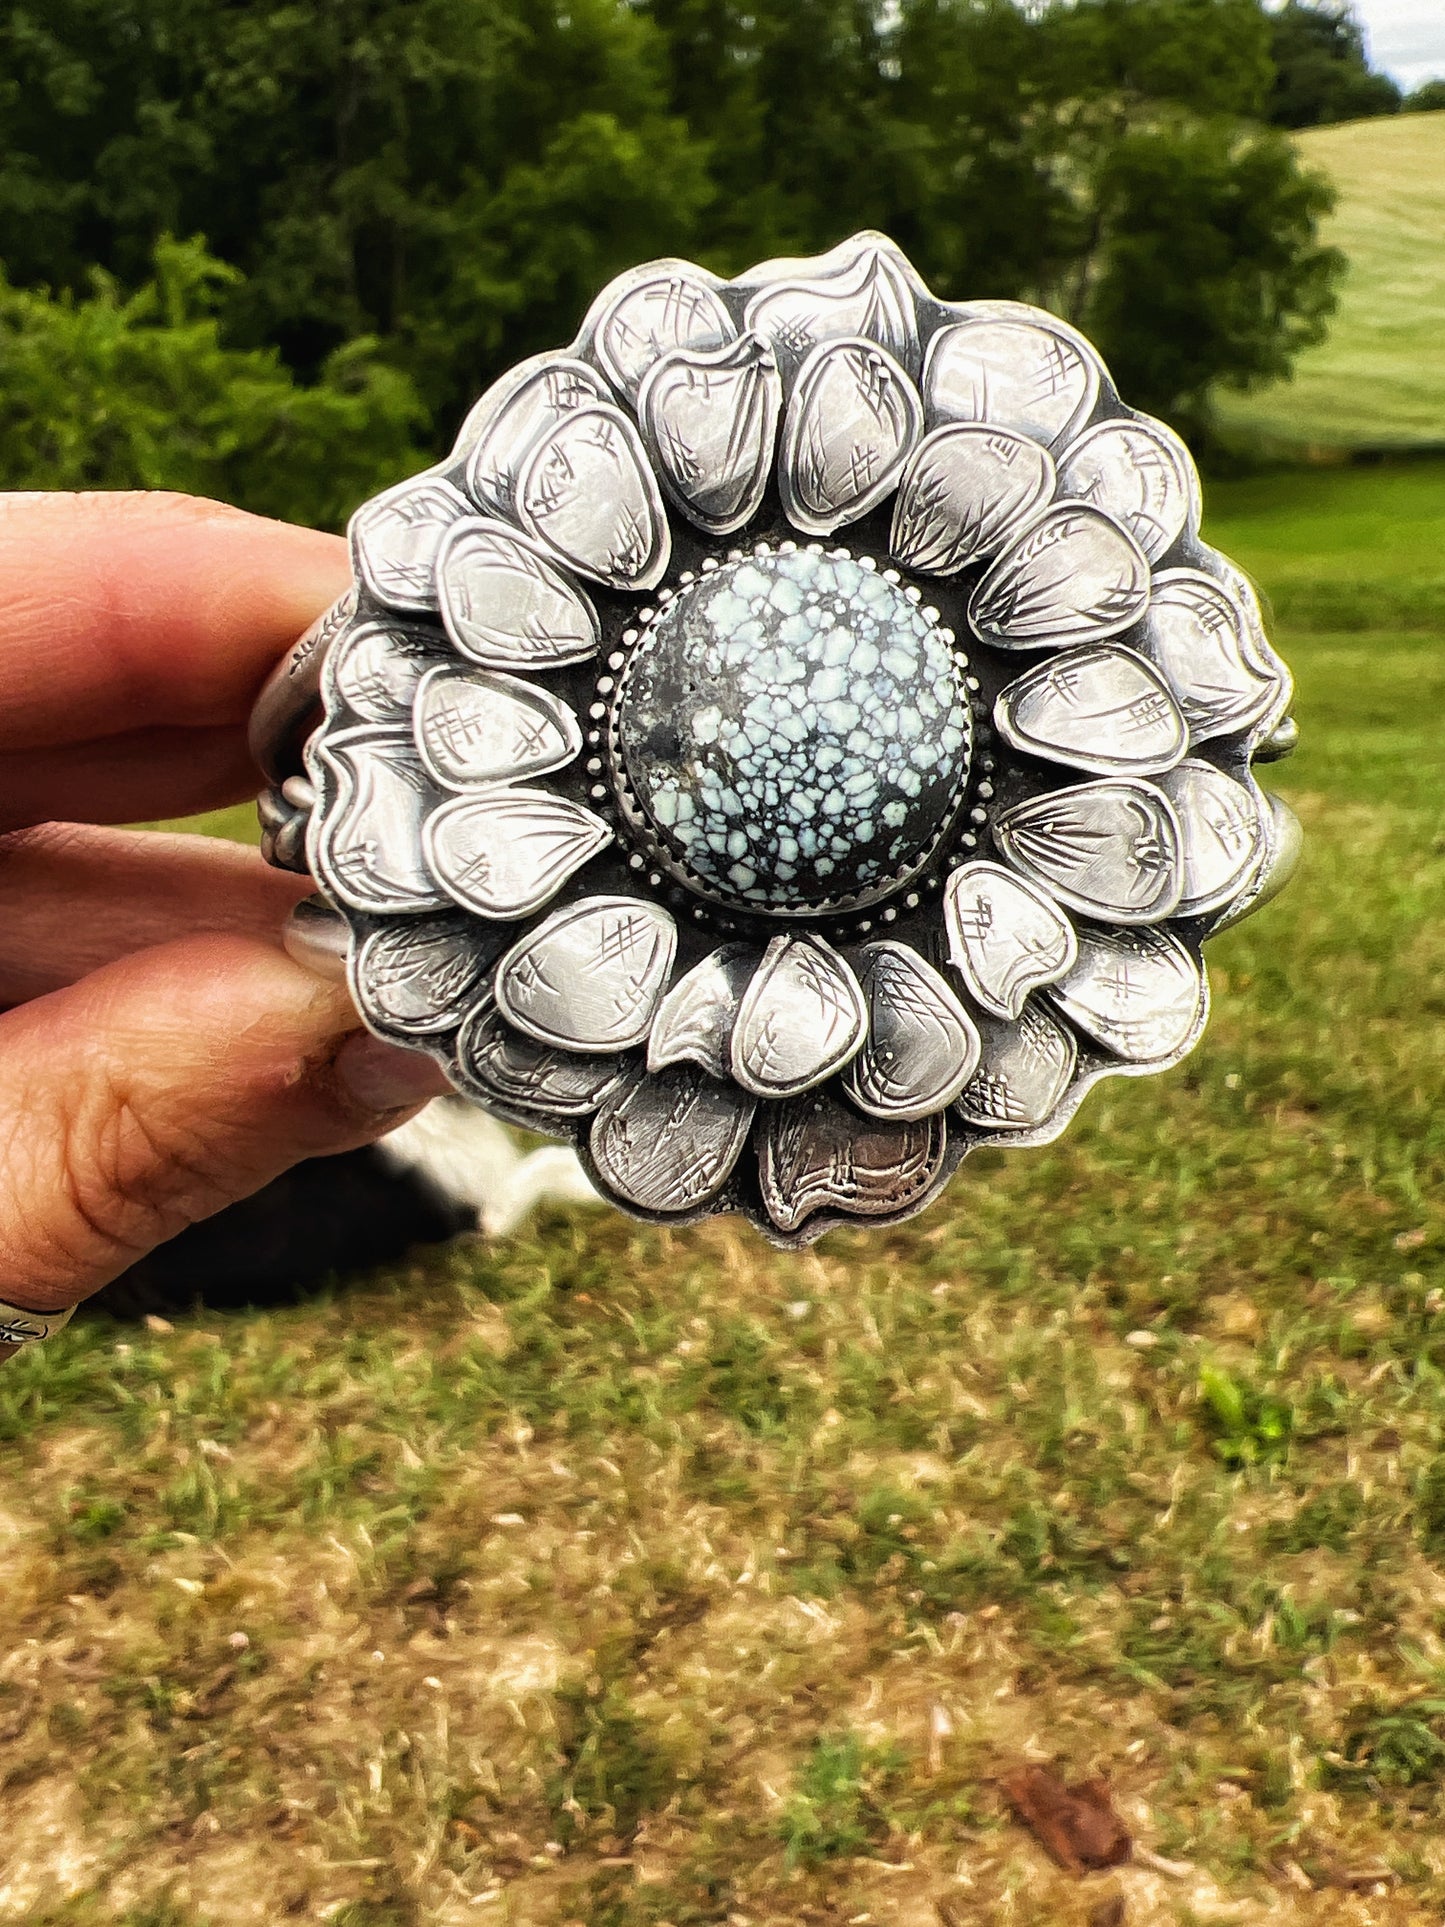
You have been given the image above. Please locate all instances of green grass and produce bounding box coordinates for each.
[1215,112,1445,454]
[6,462,1445,1922]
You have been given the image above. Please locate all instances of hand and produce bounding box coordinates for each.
[0,492,451,1351]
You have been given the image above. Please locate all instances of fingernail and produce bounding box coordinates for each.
[334,1032,453,1114]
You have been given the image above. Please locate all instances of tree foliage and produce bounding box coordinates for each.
[1266,2,1402,129]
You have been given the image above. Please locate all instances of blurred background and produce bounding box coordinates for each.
[3,5,1445,1924]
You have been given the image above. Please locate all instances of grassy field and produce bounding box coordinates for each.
[3,463,1445,1925]
[1214,111,1445,455]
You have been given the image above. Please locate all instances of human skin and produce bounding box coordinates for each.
[0,492,451,1358]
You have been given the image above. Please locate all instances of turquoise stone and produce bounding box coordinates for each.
[615,550,972,910]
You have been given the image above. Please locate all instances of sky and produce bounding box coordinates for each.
[1351,0,1445,91]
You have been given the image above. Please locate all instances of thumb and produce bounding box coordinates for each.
[0,931,451,1311]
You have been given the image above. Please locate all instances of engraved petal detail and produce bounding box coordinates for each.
[889,424,1055,576]
[944,860,1078,1020]
[779,338,922,536]
[994,644,1188,776]
[424,791,612,920]
[495,898,678,1053]
[351,916,496,1038]
[307,730,448,916]
[744,244,920,381]
[923,317,1100,448]
[590,1065,756,1214]
[970,505,1151,649]
[843,942,982,1121]
[1158,760,1268,916]
[1135,570,1282,742]
[517,405,671,591]
[759,1094,947,1233]
[591,265,736,403]
[436,519,600,669]
[325,621,445,726]
[731,936,868,1097]
[414,666,582,789]
[457,354,612,518]
[954,1002,1078,1130]
[638,334,783,536]
[646,944,757,1077]
[1048,925,1206,1062]
[1055,415,1200,563]
[349,475,472,613]
[455,998,624,1120]
[994,778,1184,924]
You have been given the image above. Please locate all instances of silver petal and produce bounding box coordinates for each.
[731,936,868,1098]
[646,944,757,1077]
[308,729,448,915]
[590,1065,755,1214]
[495,897,678,1053]
[1211,559,1294,730]
[994,778,1184,924]
[744,243,920,382]
[325,621,444,726]
[1135,570,1281,741]
[943,860,1078,1021]
[414,665,582,789]
[589,264,736,403]
[971,504,1151,649]
[424,791,612,920]
[1158,760,1268,917]
[1211,791,1301,932]
[1048,924,1206,1062]
[638,334,782,536]
[350,916,495,1037]
[457,354,612,518]
[759,1093,947,1233]
[842,941,982,1121]
[349,474,472,614]
[516,405,671,591]
[1055,415,1199,563]
[923,317,1100,448]
[778,338,921,536]
[954,1002,1078,1130]
[436,518,600,670]
[994,644,1188,776]
[889,424,1055,576]
[455,998,624,1119]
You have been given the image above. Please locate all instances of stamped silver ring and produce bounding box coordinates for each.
[250,231,1299,1248]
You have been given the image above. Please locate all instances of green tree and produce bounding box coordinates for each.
[1404,79,1445,113]
[1266,2,1402,127]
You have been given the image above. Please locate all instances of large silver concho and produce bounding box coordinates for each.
[252,233,1298,1248]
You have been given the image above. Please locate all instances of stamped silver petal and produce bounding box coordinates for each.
[994,644,1188,776]
[744,243,920,382]
[843,941,982,1121]
[1047,924,1206,1063]
[351,916,495,1038]
[590,1065,756,1214]
[638,334,782,536]
[778,338,921,537]
[731,935,868,1098]
[1135,570,1280,742]
[457,354,612,518]
[349,474,472,614]
[1055,415,1199,563]
[889,424,1055,576]
[923,317,1100,448]
[324,621,445,727]
[414,665,582,789]
[1158,760,1268,916]
[590,264,736,403]
[994,778,1184,925]
[970,504,1151,649]
[646,943,757,1077]
[759,1093,947,1233]
[495,897,678,1053]
[455,998,624,1118]
[954,1001,1078,1130]
[516,404,671,591]
[436,518,600,670]
[424,791,612,920]
[943,860,1078,1021]
[1209,559,1294,732]
[308,729,448,915]
[1211,791,1301,933]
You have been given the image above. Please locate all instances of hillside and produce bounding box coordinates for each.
[1214,110,1445,453]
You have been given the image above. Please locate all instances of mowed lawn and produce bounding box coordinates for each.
[2,465,1444,1926]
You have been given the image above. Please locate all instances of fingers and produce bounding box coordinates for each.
[0,824,311,1005]
[0,931,453,1310]
[0,492,349,754]
[0,726,258,833]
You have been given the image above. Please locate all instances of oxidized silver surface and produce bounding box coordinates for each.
[252,230,1299,1246]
